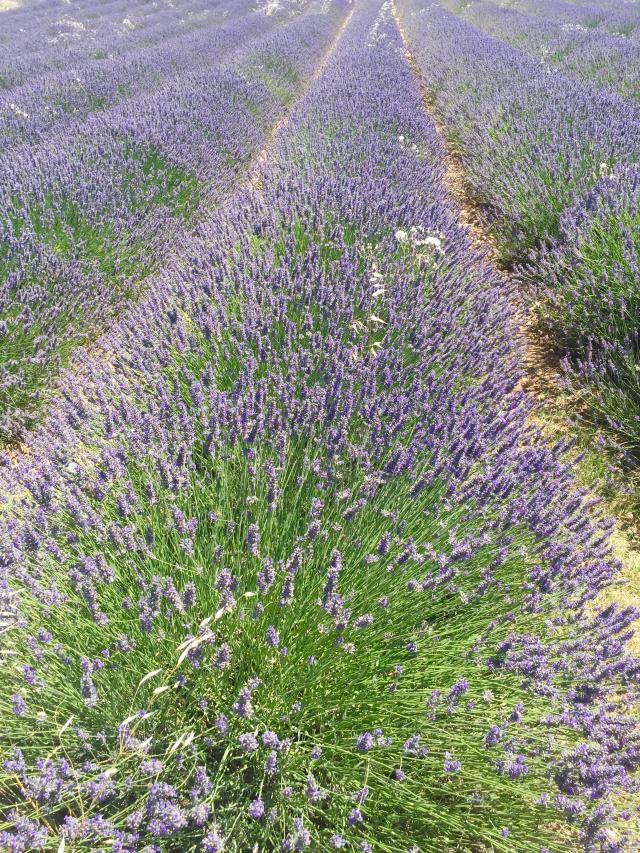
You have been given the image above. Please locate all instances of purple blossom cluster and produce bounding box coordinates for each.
[398,0,640,259]
[0,0,639,851]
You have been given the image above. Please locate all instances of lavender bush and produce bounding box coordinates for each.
[0,1,639,851]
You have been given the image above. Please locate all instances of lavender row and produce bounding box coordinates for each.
[398,0,640,452]
[0,0,638,850]
[0,2,271,144]
[0,1,347,442]
[485,0,640,35]
[0,0,237,90]
[0,0,323,142]
[440,0,640,103]
[444,0,640,37]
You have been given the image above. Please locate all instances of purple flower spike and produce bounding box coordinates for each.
[248,798,265,820]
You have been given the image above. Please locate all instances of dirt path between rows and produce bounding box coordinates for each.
[390,1,640,649]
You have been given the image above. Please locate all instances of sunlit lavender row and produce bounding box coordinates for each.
[0,0,256,90]
[398,0,640,454]
[0,0,345,442]
[441,0,640,102]
[0,0,639,851]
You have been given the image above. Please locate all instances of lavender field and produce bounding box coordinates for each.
[1,0,640,851]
